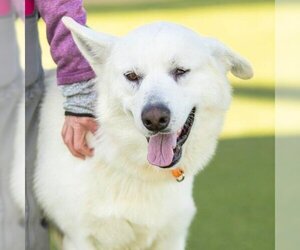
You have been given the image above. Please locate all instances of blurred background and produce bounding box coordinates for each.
[11,0,299,249]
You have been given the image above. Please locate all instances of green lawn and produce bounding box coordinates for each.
[189,136,274,249]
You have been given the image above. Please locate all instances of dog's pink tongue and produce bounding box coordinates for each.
[147,133,177,167]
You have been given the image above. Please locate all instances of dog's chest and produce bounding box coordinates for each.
[84,173,193,249]
[87,216,156,250]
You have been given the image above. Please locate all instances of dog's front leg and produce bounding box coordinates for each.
[63,235,95,250]
[151,208,195,250]
[151,234,187,250]
[63,236,77,250]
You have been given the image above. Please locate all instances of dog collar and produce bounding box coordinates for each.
[171,168,185,182]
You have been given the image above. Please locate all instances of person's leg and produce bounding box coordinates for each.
[25,13,50,250]
[0,13,24,250]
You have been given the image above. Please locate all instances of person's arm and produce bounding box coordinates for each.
[34,0,98,159]
[35,0,97,116]
[35,0,95,85]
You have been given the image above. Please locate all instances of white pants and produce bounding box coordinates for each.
[0,13,50,250]
[0,14,25,250]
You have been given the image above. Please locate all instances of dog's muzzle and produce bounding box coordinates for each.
[146,107,196,168]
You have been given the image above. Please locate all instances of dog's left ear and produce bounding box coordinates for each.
[206,38,253,80]
[62,16,116,67]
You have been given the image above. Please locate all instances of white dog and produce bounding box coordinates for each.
[34,17,253,250]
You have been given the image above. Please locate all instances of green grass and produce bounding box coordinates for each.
[189,136,274,249]
[84,0,272,14]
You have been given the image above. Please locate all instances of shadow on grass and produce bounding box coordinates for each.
[85,0,272,14]
[233,85,300,100]
[234,85,274,100]
[189,136,274,250]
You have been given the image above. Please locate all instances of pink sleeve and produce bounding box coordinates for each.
[35,0,95,85]
[0,0,11,16]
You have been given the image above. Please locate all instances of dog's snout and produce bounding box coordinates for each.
[141,104,171,132]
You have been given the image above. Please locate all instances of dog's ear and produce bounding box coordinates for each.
[206,38,253,80]
[62,16,116,66]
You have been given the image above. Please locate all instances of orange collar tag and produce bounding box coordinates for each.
[172,168,185,182]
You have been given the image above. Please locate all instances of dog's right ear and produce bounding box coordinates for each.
[205,38,253,80]
[62,16,116,67]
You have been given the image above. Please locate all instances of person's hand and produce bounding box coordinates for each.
[61,116,98,159]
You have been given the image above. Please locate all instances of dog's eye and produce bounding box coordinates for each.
[172,68,190,80]
[124,72,140,82]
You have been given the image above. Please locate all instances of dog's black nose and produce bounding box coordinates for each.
[141,104,171,132]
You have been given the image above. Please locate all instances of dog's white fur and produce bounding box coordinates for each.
[34,17,253,250]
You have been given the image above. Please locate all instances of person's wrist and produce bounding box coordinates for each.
[60,78,97,117]
[64,111,95,118]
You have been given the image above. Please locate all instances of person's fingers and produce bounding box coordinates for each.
[62,126,72,145]
[63,126,85,159]
[73,126,94,157]
[61,121,68,138]
[81,118,98,134]
[61,116,97,159]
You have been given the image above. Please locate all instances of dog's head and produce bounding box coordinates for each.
[63,17,253,178]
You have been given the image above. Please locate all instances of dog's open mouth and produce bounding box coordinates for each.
[146,107,196,168]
